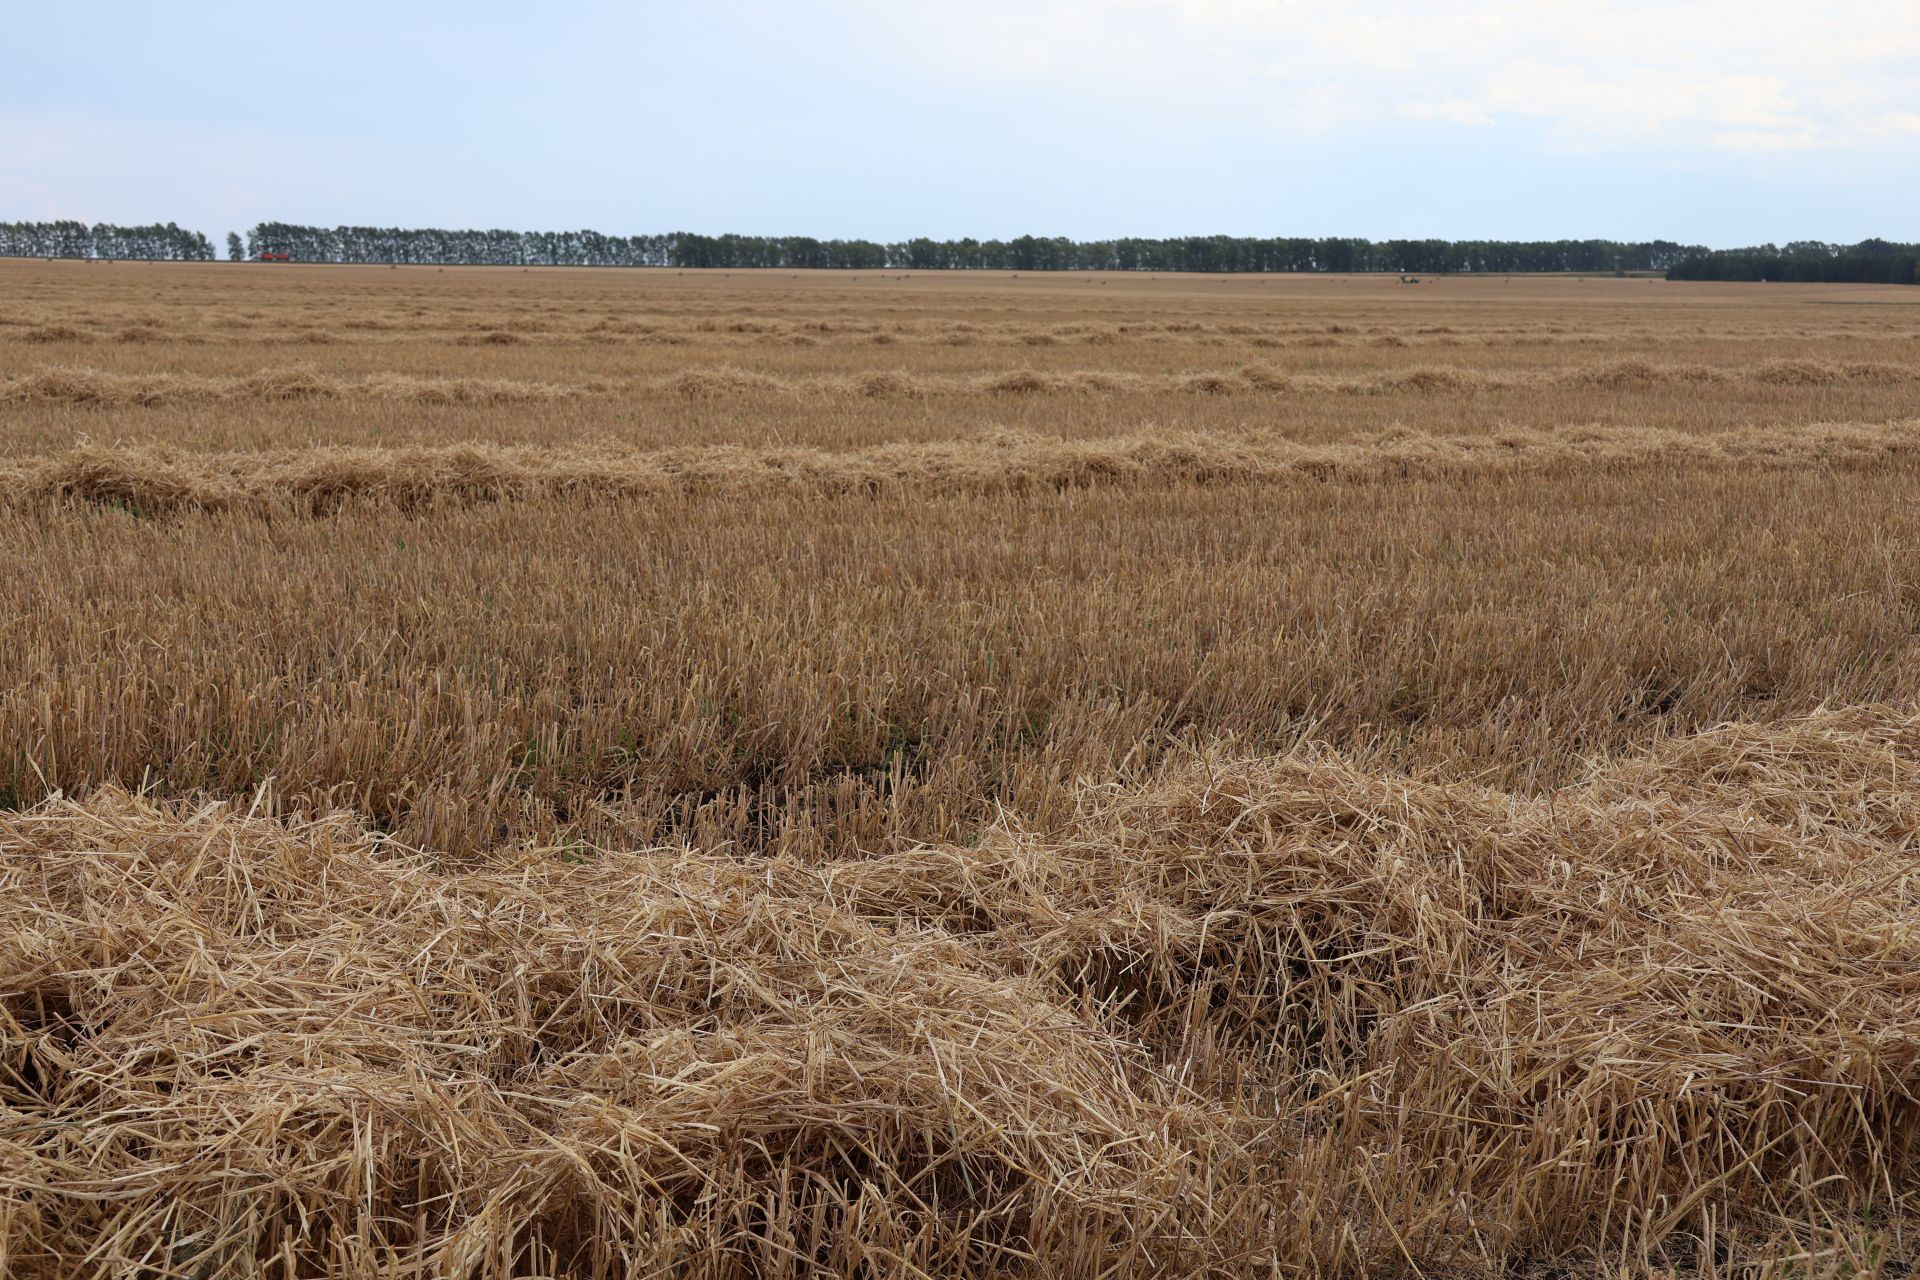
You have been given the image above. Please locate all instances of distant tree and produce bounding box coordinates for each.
[228,232,246,261]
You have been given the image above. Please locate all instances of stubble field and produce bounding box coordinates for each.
[4,259,1920,1278]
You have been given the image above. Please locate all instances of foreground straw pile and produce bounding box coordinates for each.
[5,705,1917,1278]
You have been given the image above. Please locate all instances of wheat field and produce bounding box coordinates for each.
[4,258,1920,1278]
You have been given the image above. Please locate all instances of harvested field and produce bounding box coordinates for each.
[4,259,1920,1277]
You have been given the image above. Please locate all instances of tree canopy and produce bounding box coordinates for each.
[1666,241,1920,284]
[0,221,214,261]
[3,220,1911,283]
[239,224,1705,274]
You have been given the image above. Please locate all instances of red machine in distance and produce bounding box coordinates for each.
[256,251,292,262]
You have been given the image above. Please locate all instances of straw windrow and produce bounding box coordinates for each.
[6,358,1920,408]
[2,420,1918,516]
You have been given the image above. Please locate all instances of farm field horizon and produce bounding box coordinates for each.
[5,258,1920,1277]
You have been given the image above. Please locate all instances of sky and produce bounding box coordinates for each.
[2,0,1916,246]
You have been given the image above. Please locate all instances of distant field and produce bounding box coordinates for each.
[4,260,1920,1278]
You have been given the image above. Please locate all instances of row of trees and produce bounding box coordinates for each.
[1666,240,1920,284]
[5,220,1912,282]
[242,224,1708,274]
[0,221,215,261]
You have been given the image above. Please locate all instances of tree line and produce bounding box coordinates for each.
[0,221,215,261]
[241,224,1706,274]
[1666,240,1920,284]
[2,219,1912,282]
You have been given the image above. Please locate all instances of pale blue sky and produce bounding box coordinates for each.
[3,0,1915,245]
